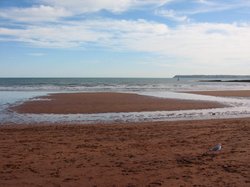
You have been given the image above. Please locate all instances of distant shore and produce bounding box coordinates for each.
[173,75,250,79]
[199,80,250,83]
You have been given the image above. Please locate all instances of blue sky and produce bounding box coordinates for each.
[0,0,250,77]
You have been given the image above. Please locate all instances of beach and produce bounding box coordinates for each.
[1,91,250,186]
[2,0,250,185]
[1,119,250,187]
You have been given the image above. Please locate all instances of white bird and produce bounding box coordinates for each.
[210,143,222,152]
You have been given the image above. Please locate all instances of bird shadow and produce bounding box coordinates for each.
[176,151,221,166]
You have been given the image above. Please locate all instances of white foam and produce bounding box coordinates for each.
[2,106,250,125]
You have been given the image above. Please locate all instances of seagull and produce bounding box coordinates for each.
[210,143,222,152]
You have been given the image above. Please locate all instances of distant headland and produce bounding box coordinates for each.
[173,75,250,82]
[173,75,250,79]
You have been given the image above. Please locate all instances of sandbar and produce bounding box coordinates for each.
[12,92,225,114]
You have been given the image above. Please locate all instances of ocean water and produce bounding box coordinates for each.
[1,77,250,92]
[1,78,250,124]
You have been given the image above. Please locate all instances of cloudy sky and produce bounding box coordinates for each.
[1,0,250,77]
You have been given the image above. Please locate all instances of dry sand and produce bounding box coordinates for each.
[0,119,249,187]
[1,92,250,186]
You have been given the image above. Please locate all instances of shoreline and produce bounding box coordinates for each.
[184,90,250,97]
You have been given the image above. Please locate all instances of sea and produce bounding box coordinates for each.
[1,77,250,124]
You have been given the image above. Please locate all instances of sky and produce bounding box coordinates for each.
[0,0,250,77]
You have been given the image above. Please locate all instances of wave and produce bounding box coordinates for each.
[0,84,250,92]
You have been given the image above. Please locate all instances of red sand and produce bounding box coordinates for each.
[0,119,249,187]
[12,92,225,114]
[1,92,250,186]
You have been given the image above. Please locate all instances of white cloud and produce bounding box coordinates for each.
[0,0,172,23]
[155,9,190,22]
[155,0,250,23]
[41,0,171,13]
[0,19,250,56]
[27,53,46,56]
[0,17,250,74]
[195,0,214,5]
[0,19,168,49]
[0,5,72,22]
[42,0,130,13]
[183,0,250,15]
[0,23,112,48]
[126,22,250,62]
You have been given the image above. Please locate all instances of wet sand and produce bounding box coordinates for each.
[186,90,250,97]
[12,92,225,114]
[0,119,250,187]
